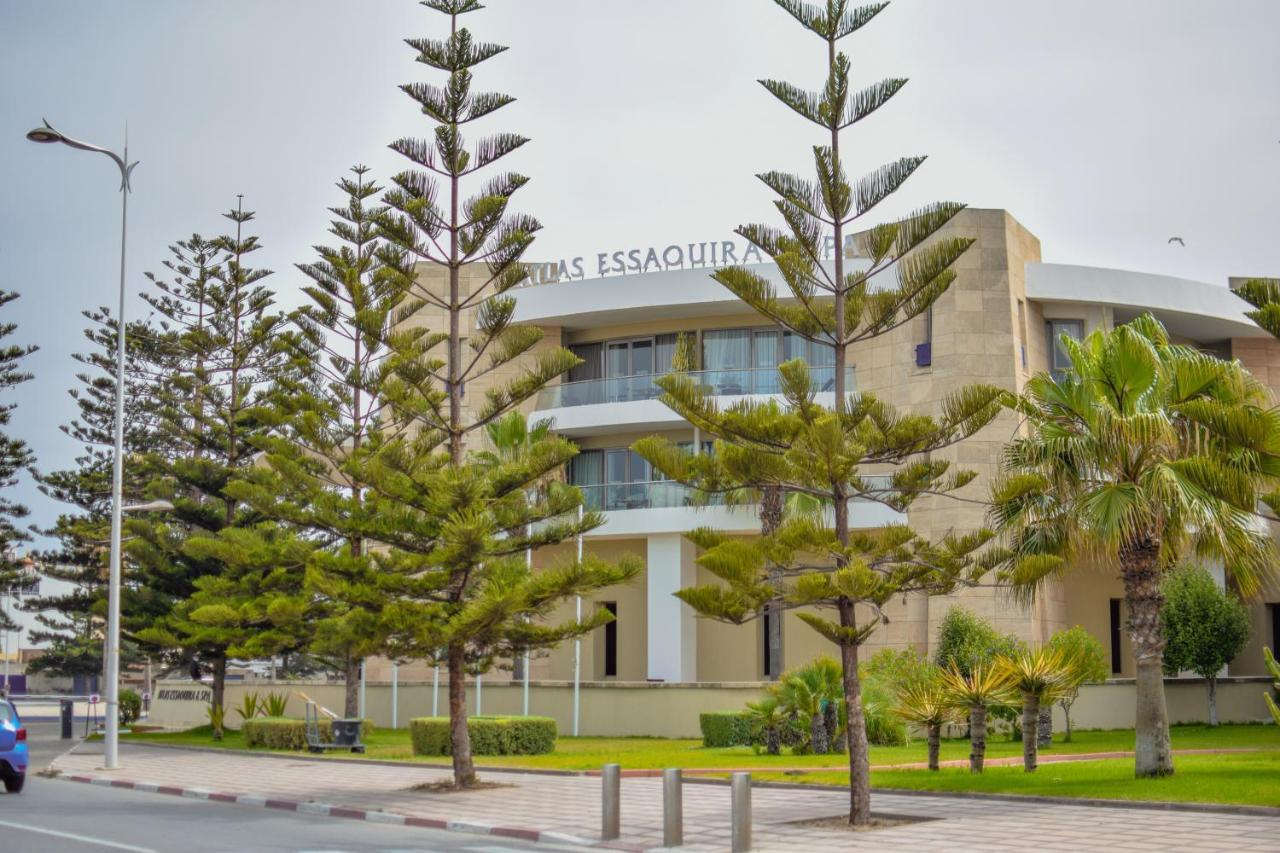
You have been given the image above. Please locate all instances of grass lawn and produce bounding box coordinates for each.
[123,723,1280,780]
[748,751,1280,808]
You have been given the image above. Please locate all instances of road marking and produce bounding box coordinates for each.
[0,818,158,852]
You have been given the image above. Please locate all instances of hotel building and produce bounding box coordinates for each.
[396,208,1280,688]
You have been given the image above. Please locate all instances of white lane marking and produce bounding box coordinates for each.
[0,818,158,852]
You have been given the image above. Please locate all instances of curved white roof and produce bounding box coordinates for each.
[512,259,1267,342]
[1025,263,1266,341]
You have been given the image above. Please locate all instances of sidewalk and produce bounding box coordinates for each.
[51,743,1280,852]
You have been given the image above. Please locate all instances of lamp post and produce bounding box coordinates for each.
[27,120,139,770]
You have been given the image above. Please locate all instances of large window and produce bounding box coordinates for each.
[1046,319,1084,381]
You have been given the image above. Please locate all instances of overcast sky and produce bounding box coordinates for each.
[1,0,1278,548]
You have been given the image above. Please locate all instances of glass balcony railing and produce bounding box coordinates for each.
[578,481,706,512]
[536,366,855,409]
[575,475,893,513]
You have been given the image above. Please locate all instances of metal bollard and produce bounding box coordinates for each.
[60,699,74,740]
[601,763,621,841]
[662,768,683,847]
[731,772,752,853]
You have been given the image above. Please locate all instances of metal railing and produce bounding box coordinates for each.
[536,366,855,409]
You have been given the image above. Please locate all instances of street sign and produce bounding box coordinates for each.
[89,693,101,705]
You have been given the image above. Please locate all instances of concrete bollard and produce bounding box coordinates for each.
[601,763,621,841]
[662,768,683,847]
[731,772,751,853]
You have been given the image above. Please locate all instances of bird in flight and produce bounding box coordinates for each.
[1168,237,1185,246]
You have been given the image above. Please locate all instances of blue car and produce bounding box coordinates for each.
[0,699,27,793]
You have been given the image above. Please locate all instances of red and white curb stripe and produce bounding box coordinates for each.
[61,774,643,851]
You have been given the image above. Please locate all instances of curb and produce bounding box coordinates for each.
[54,772,643,851]
[106,740,590,780]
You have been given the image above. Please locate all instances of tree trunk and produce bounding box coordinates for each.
[837,619,870,825]
[1207,676,1218,727]
[1062,698,1074,742]
[1121,538,1175,777]
[761,486,784,680]
[969,703,987,773]
[1021,691,1040,772]
[447,644,476,787]
[766,727,780,756]
[211,654,227,741]
[1037,705,1053,749]
[822,698,840,752]
[927,722,941,771]
[810,711,829,755]
[343,653,360,719]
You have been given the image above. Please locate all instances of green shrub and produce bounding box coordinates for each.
[241,717,374,750]
[118,689,142,727]
[409,716,556,756]
[699,711,756,748]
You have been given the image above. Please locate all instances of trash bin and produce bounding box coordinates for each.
[60,699,74,740]
[331,719,363,747]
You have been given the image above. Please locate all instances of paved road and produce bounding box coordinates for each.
[2,723,570,853]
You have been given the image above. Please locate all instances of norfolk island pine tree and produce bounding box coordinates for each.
[226,166,427,718]
[632,0,1008,826]
[28,306,168,682]
[990,314,1280,776]
[130,204,293,735]
[357,0,641,788]
[0,291,36,619]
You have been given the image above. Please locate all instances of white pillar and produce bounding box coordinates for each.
[476,673,482,716]
[646,533,698,682]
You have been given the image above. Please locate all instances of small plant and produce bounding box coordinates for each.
[1046,626,1108,742]
[1265,647,1280,726]
[773,658,843,754]
[206,701,225,741]
[744,697,786,756]
[234,692,262,722]
[940,663,1016,773]
[994,648,1075,772]
[262,691,289,718]
[118,689,142,727]
[893,676,957,771]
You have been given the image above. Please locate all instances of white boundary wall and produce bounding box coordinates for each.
[148,677,1277,737]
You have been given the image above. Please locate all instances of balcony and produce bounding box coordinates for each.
[574,477,900,538]
[535,366,854,410]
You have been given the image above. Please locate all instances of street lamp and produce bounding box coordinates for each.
[27,118,139,770]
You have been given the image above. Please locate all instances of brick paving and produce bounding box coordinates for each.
[51,743,1280,852]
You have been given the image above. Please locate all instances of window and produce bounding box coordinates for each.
[1109,598,1123,675]
[1047,319,1084,381]
[762,605,783,679]
[568,343,603,382]
[915,306,933,368]
[1016,300,1028,370]
[1270,603,1280,663]
[568,447,655,510]
[602,602,618,678]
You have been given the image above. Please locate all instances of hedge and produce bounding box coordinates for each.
[699,711,755,748]
[410,715,556,756]
[241,717,375,751]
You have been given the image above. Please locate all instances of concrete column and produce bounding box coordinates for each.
[647,533,697,682]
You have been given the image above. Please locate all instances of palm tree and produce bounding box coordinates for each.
[991,314,1280,777]
[774,657,843,754]
[994,648,1075,772]
[478,411,556,472]
[939,663,1016,773]
[893,677,958,771]
[744,696,787,755]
